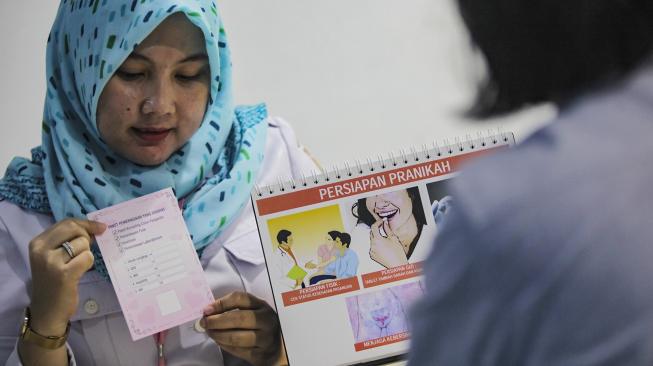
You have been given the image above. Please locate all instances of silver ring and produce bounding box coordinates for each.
[61,241,75,259]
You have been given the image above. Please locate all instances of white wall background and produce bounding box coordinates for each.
[0,0,554,173]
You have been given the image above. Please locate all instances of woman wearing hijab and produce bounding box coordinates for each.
[0,1,315,365]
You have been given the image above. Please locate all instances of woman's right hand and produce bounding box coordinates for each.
[27,219,106,336]
[369,219,409,269]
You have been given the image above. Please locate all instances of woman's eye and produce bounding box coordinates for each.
[116,70,144,81]
[176,73,202,82]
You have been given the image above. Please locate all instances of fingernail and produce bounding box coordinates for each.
[203,305,213,315]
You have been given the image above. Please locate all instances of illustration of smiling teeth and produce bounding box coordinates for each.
[376,209,398,218]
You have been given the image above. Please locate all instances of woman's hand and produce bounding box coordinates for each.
[369,219,409,269]
[202,291,285,366]
[28,219,106,336]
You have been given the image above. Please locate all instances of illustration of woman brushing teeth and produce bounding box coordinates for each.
[352,187,428,269]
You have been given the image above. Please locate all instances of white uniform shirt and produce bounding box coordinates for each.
[0,118,317,366]
[272,247,300,291]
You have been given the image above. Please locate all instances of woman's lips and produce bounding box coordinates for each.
[132,127,171,144]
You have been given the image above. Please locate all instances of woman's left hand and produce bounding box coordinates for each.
[202,291,284,366]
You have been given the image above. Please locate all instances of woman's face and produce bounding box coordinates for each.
[97,13,211,166]
[365,189,414,231]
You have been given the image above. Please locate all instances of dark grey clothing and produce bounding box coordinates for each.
[408,64,653,366]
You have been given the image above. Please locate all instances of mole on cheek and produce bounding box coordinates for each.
[126,107,131,111]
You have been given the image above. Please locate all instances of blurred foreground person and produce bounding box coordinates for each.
[409,1,653,365]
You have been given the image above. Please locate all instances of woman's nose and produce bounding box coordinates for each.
[375,200,390,208]
[141,79,175,116]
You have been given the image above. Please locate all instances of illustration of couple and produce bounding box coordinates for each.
[274,229,359,290]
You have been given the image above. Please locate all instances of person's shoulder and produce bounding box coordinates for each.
[257,115,319,187]
[263,116,293,151]
[450,78,653,234]
[0,200,9,234]
[263,115,309,158]
[0,200,52,234]
[0,200,54,266]
[448,127,564,231]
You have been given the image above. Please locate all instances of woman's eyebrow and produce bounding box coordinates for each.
[179,53,209,63]
[126,52,152,63]
[125,52,208,64]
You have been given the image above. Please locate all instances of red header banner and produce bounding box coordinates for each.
[257,147,502,216]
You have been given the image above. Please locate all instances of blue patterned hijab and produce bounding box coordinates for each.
[0,0,268,277]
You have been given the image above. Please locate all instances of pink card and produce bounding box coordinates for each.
[88,188,214,341]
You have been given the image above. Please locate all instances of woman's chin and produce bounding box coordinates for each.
[390,213,416,230]
[123,151,171,166]
[120,145,177,166]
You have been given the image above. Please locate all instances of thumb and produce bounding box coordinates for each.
[382,219,396,239]
[80,219,107,235]
[370,221,382,239]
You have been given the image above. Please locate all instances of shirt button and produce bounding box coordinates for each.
[84,299,99,315]
[194,319,206,333]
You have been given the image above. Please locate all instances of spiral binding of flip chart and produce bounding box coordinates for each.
[254,128,515,198]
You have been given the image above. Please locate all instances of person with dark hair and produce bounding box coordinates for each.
[409,0,653,365]
[323,230,342,261]
[276,229,292,246]
[304,230,340,274]
[353,187,428,268]
[309,232,358,285]
[274,229,307,290]
[0,2,319,364]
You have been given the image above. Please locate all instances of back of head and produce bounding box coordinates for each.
[458,0,653,116]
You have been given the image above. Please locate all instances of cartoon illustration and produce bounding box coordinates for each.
[345,282,423,342]
[304,231,339,275]
[352,187,427,269]
[274,229,308,290]
[426,180,454,226]
[266,204,346,291]
[431,195,453,225]
[307,231,359,285]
